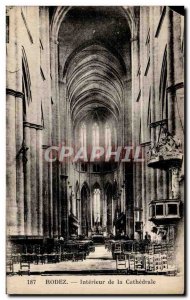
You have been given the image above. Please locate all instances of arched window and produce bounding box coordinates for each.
[105,122,111,148]
[92,122,99,147]
[80,123,86,148]
[93,188,100,223]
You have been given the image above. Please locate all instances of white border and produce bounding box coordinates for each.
[0,1,189,299]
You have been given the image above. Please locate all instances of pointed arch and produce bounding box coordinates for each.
[50,6,132,44]
[81,181,90,194]
[93,181,101,191]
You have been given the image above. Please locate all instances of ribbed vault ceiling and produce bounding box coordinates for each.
[66,44,124,124]
[57,6,131,126]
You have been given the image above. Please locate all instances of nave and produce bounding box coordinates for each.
[7,238,177,276]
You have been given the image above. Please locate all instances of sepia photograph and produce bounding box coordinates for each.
[6,5,185,295]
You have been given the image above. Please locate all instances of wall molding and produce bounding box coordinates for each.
[140,141,151,147]
[167,82,184,94]
[42,145,52,149]
[6,88,24,99]
[24,121,43,130]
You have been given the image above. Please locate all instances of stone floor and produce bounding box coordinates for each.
[9,245,117,275]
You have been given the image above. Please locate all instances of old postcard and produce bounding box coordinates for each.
[6,6,185,295]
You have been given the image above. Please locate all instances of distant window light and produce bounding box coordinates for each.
[105,123,111,149]
[80,123,86,148]
[93,188,100,223]
[92,122,99,148]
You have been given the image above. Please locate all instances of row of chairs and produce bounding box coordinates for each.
[116,252,177,275]
[109,240,175,259]
[6,240,95,275]
[110,240,177,275]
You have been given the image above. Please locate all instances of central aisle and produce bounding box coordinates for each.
[87,245,113,260]
[11,245,117,275]
[34,245,116,274]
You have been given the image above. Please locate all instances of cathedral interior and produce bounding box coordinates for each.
[6,6,184,275]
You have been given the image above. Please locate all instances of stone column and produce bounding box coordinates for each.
[167,8,175,136]
[72,195,77,216]
[150,7,157,202]
[107,195,112,234]
[60,175,69,239]
[87,193,91,236]
[103,194,107,229]
[6,92,17,236]
[171,167,180,199]
[162,170,168,199]
[90,191,93,230]
[36,129,43,236]
[100,190,104,226]
[145,144,152,233]
[77,198,82,235]
[15,95,24,235]
[49,161,53,237]
[141,146,146,237]
[53,160,59,237]
[30,127,38,235]
[23,125,32,235]
[42,146,50,237]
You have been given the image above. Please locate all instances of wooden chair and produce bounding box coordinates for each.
[19,255,30,276]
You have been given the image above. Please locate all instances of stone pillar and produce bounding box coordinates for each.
[150,7,157,203]
[72,196,77,216]
[162,170,168,199]
[107,195,112,234]
[87,193,91,236]
[49,161,53,237]
[100,190,104,226]
[23,126,32,235]
[42,146,50,237]
[104,195,107,231]
[15,95,24,235]
[145,145,152,234]
[141,146,146,237]
[157,169,164,200]
[90,191,93,230]
[30,127,38,235]
[171,167,180,199]
[36,130,43,236]
[77,198,82,235]
[6,92,17,236]
[53,160,59,237]
[60,175,69,239]
[167,8,175,136]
